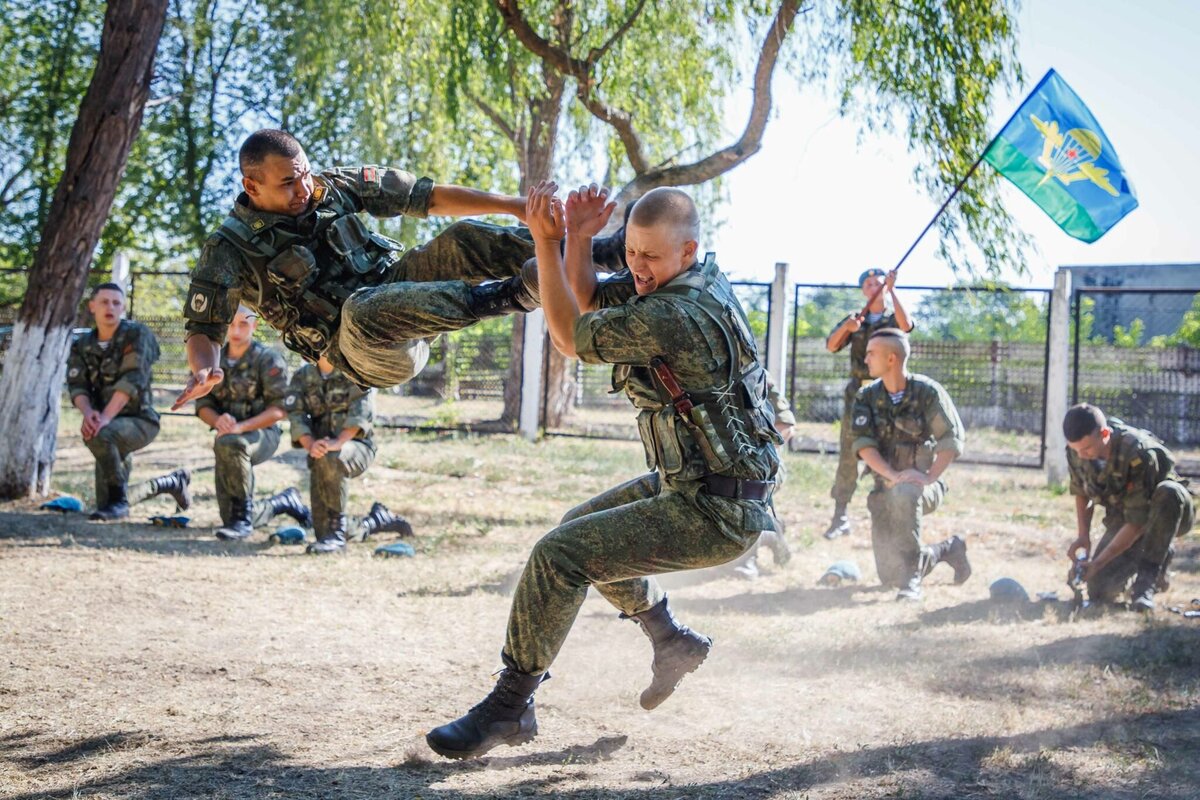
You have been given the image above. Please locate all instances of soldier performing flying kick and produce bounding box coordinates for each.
[427,183,783,760]
[174,129,623,407]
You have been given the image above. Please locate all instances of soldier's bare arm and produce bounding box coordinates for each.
[565,184,615,312]
[825,315,861,353]
[887,270,915,332]
[428,185,526,222]
[858,446,901,485]
[1068,494,1095,559]
[233,407,286,434]
[526,181,578,357]
[95,391,132,433]
[1084,521,1145,580]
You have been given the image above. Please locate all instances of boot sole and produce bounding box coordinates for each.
[425,727,537,760]
[640,646,710,711]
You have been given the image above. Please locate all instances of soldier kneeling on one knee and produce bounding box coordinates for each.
[1063,403,1195,612]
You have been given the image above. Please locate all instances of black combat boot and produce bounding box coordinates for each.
[469,276,536,320]
[307,514,348,554]
[358,501,414,541]
[822,503,851,540]
[426,669,544,760]
[1130,559,1164,612]
[935,535,972,584]
[628,596,712,710]
[149,468,192,510]
[265,487,313,528]
[89,484,130,521]
[216,498,254,540]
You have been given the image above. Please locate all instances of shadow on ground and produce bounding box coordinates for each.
[3,708,1197,799]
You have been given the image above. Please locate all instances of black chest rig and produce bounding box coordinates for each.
[612,255,782,481]
[215,180,403,363]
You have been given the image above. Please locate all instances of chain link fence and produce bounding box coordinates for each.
[788,283,1052,468]
[1071,286,1200,473]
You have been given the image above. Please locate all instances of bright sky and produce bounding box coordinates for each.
[710,0,1200,288]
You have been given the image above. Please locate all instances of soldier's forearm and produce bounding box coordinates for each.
[72,396,94,415]
[197,407,221,429]
[826,326,850,353]
[535,235,580,358]
[892,295,914,332]
[1092,522,1144,571]
[239,407,286,432]
[859,447,897,482]
[565,234,600,312]
[336,427,360,445]
[427,185,525,221]
[186,334,221,375]
[100,391,131,420]
[1075,495,1094,540]
[925,450,956,483]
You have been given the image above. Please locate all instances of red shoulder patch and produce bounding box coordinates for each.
[268,367,282,377]
[362,166,377,183]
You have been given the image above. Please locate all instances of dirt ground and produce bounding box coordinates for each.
[2,416,1198,799]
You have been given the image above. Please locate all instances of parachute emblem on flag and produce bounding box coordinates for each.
[1030,115,1119,196]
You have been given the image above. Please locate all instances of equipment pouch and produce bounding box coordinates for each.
[636,411,658,471]
[657,408,684,475]
[687,404,735,472]
[893,412,924,441]
[326,215,377,275]
[265,245,318,292]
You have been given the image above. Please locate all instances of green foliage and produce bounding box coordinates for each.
[1150,294,1200,348]
[912,286,1047,343]
[791,287,861,338]
[1111,318,1145,348]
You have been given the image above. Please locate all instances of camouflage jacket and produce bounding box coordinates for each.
[288,364,374,448]
[182,165,435,358]
[827,310,907,380]
[851,373,965,474]
[1067,419,1182,525]
[575,257,781,496]
[66,320,160,424]
[194,341,290,425]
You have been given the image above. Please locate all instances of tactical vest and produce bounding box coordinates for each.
[214,179,403,363]
[612,254,782,481]
[212,344,272,421]
[79,322,160,421]
[296,369,373,444]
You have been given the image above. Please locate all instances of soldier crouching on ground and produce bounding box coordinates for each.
[193,305,312,540]
[67,283,190,520]
[288,355,411,554]
[821,267,914,540]
[426,182,784,760]
[851,328,971,601]
[1063,403,1194,612]
[174,129,626,407]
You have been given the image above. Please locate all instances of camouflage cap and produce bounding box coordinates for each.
[857,268,886,287]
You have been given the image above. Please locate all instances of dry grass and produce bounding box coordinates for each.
[1,413,1198,799]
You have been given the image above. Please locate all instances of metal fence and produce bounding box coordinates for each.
[787,283,1052,468]
[1071,287,1200,468]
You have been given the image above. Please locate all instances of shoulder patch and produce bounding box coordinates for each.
[189,287,212,316]
[268,367,282,377]
[284,395,296,407]
[68,367,80,378]
[362,166,378,184]
[855,414,868,427]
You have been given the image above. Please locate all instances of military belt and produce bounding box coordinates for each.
[700,474,774,502]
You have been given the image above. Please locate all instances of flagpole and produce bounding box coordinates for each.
[856,69,1055,318]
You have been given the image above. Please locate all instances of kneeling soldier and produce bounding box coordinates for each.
[68,283,190,520]
[290,355,402,553]
[194,306,311,539]
[1064,403,1194,612]
[851,329,971,600]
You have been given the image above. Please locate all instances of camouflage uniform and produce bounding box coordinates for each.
[194,341,290,526]
[826,310,904,505]
[288,364,375,536]
[182,166,538,390]
[66,321,161,507]
[503,256,783,674]
[1067,419,1195,600]
[850,374,965,587]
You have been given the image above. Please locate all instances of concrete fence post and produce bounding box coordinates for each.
[768,262,789,388]
[1044,268,1072,486]
[519,309,546,442]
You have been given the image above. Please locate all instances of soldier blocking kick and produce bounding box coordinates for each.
[67,283,191,520]
[427,184,784,760]
[1063,404,1194,612]
[288,356,412,554]
[850,329,970,601]
[175,129,625,408]
[194,306,311,540]
[821,268,913,539]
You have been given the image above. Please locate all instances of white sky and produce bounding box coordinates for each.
[709,0,1200,288]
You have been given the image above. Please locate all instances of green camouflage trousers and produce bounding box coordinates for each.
[331,221,535,389]
[866,479,946,587]
[502,472,759,675]
[85,417,160,507]
[1088,480,1195,600]
[213,427,282,526]
[308,440,375,535]
[831,379,865,505]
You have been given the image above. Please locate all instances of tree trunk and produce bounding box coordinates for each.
[0,0,168,500]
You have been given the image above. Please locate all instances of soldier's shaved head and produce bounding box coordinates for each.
[629,188,700,243]
[868,328,910,364]
[1063,403,1107,443]
[239,129,303,180]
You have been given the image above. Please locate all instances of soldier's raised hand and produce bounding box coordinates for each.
[566,183,617,238]
[525,180,565,243]
[885,269,898,292]
[173,367,224,411]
